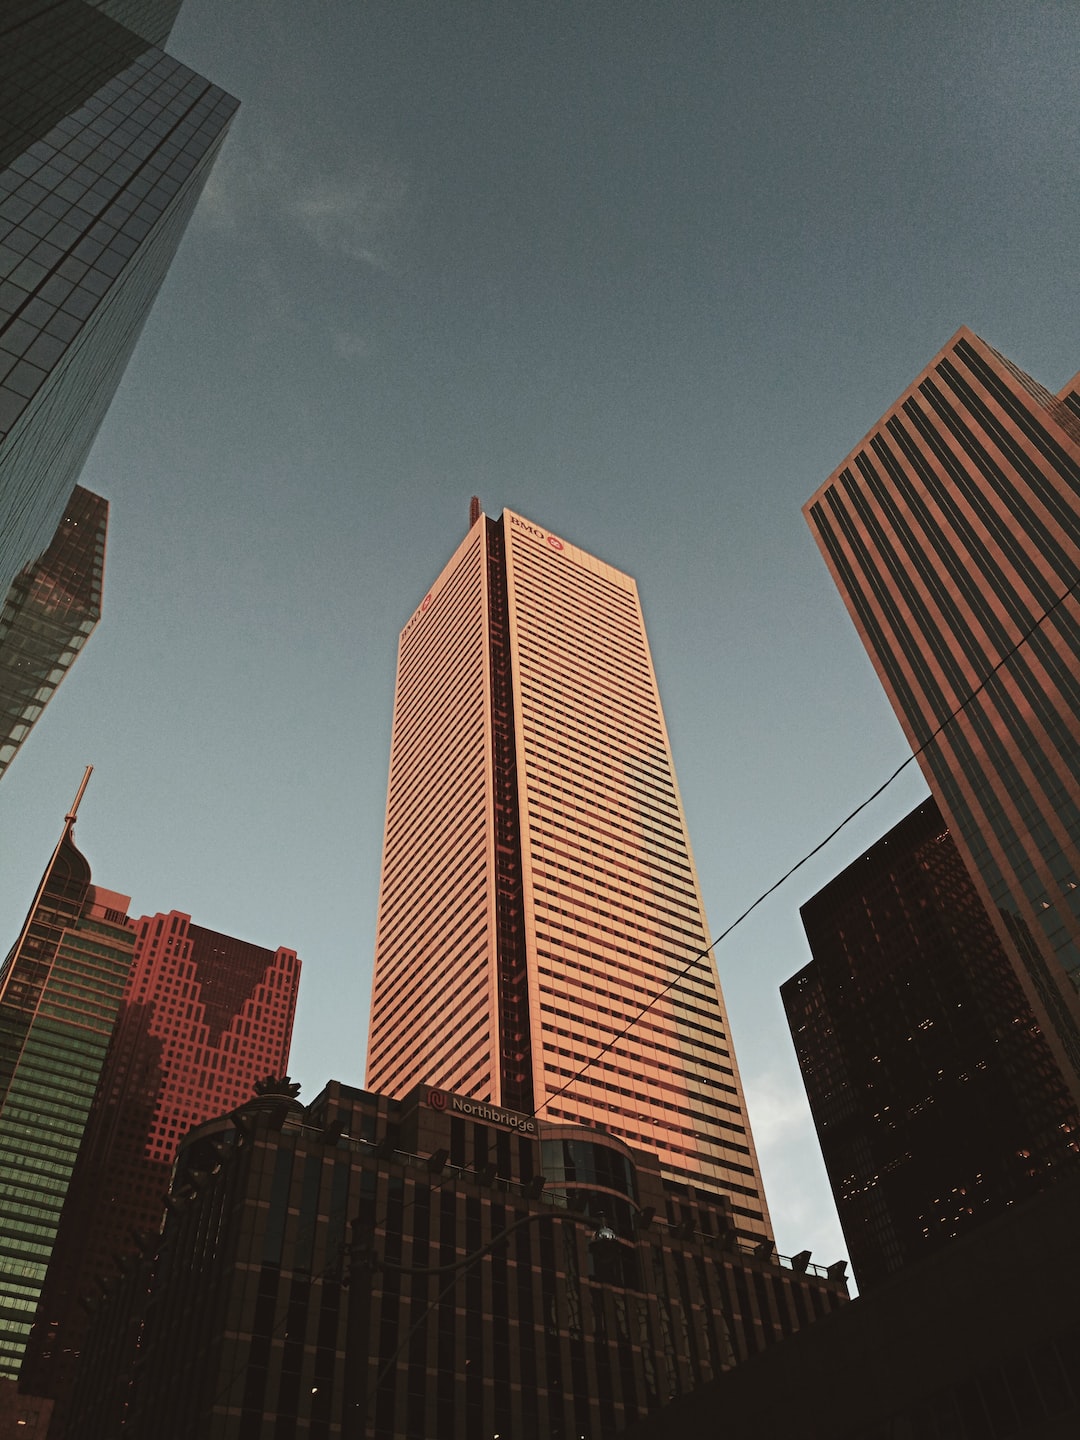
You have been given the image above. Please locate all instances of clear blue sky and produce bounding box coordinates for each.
[3,0,1078,1271]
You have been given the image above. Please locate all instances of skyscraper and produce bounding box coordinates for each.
[1,0,238,596]
[804,328,1080,1098]
[367,507,770,1241]
[783,797,1080,1290]
[22,910,300,1427]
[0,773,135,1381]
[0,485,106,778]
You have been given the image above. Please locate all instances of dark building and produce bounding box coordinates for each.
[21,911,300,1432]
[0,772,136,1382]
[0,0,238,596]
[69,1080,848,1439]
[803,329,1080,1099]
[618,1165,1080,1440]
[0,1382,52,1437]
[783,797,1080,1290]
[0,485,106,778]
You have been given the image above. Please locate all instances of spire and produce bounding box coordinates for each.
[469,496,481,528]
[65,765,93,832]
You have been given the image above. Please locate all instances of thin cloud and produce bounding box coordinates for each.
[745,1068,810,1151]
[291,168,409,272]
[194,124,413,274]
[333,330,372,360]
[193,140,244,231]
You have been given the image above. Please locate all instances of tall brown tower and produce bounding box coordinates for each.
[804,329,1080,1100]
[366,509,770,1239]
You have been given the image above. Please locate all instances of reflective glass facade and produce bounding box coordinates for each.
[805,329,1080,1097]
[367,510,771,1240]
[0,816,135,1380]
[784,798,1080,1290]
[0,0,237,595]
[22,913,300,1428]
[0,484,106,778]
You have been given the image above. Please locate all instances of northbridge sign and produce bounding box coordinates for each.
[425,1088,537,1134]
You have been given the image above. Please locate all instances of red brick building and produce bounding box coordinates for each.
[22,913,300,1432]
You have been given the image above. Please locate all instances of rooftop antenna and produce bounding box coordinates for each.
[1,765,94,1002]
[469,496,481,527]
[65,764,93,831]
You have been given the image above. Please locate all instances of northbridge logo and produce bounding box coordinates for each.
[425,1089,537,1133]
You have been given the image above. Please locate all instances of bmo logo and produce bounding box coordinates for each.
[427,1088,446,1111]
[509,514,567,554]
[403,590,435,637]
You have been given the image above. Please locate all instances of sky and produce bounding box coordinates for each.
[2,0,1079,1275]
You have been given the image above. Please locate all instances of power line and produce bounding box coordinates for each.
[202,564,1078,1418]
[533,566,1080,1118]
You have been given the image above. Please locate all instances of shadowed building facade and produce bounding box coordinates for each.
[0,777,135,1381]
[0,0,237,597]
[0,485,106,778]
[783,797,1080,1291]
[804,329,1080,1099]
[20,912,300,1432]
[619,1168,1080,1440]
[66,1081,848,1440]
[366,507,770,1240]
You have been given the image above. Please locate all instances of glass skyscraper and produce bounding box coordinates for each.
[0,485,107,778]
[367,507,771,1241]
[0,779,136,1380]
[804,328,1080,1099]
[1,0,238,597]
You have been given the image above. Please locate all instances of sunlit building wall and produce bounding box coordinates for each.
[0,797,135,1380]
[367,508,771,1240]
[21,912,300,1430]
[804,328,1080,1099]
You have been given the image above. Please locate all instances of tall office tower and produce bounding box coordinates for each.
[21,911,300,1427]
[0,774,135,1381]
[804,328,1080,1100]
[0,0,237,596]
[367,508,771,1241]
[783,797,1080,1290]
[0,485,106,778]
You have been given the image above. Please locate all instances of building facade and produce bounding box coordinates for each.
[804,329,1080,1097]
[0,777,135,1380]
[0,485,106,777]
[0,0,237,595]
[620,1167,1080,1440]
[366,508,770,1239]
[21,912,300,1430]
[783,797,1080,1289]
[68,1080,847,1440]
